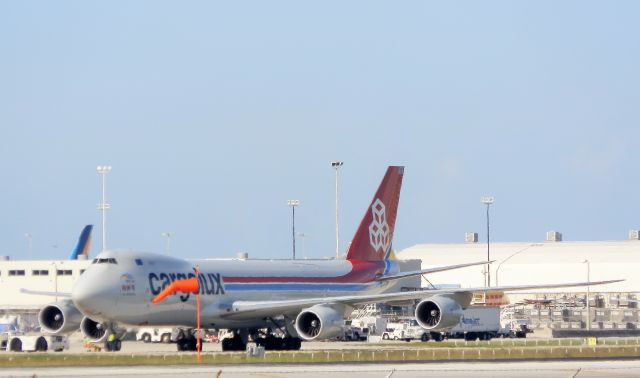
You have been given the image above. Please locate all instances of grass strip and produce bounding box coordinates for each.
[1,345,639,367]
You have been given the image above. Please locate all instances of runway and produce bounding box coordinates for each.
[2,360,640,378]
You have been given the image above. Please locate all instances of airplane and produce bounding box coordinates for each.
[36,166,621,352]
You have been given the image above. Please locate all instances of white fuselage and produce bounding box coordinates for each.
[72,250,398,329]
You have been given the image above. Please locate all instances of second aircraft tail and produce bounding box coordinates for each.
[69,225,93,260]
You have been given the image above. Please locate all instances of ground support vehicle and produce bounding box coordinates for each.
[136,327,174,343]
[500,318,531,338]
[381,321,430,342]
[446,307,502,341]
[0,332,67,352]
[381,327,405,340]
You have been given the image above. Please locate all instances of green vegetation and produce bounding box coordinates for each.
[2,340,640,367]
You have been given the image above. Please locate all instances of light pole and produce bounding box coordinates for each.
[161,232,172,255]
[481,196,494,287]
[583,259,591,331]
[287,200,300,259]
[297,232,309,259]
[51,262,58,302]
[331,161,343,258]
[24,233,32,260]
[96,165,112,252]
[495,244,541,286]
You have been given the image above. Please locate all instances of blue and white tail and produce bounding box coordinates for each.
[69,225,93,260]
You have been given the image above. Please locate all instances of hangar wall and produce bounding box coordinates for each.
[398,240,639,293]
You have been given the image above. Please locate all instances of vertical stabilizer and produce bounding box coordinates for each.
[69,225,93,260]
[346,166,404,261]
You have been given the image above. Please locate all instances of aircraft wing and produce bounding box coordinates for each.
[374,260,493,282]
[219,279,623,320]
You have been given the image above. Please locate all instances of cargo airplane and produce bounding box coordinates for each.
[37,166,620,351]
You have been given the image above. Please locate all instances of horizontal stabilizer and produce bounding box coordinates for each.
[20,288,72,298]
[375,260,494,282]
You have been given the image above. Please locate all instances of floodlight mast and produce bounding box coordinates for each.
[583,259,591,331]
[481,196,494,287]
[162,232,172,255]
[287,200,300,259]
[97,165,112,252]
[331,161,343,258]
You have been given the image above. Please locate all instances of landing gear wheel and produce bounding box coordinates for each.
[10,338,22,352]
[177,338,197,351]
[35,336,48,352]
[221,337,246,351]
[421,333,429,342]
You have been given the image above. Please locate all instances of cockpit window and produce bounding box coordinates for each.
[91,258,118,264]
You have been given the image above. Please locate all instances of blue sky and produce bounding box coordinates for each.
[1,2,638,260]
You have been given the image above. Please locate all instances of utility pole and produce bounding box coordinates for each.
[331,161,343,258]
[481,196,494,287]
[162,232,172,255]
[287,200,300,259]
[97,165,112,252]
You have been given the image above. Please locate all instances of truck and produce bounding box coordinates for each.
[446,307,501,340]
[381,321,430,342]
[440,306,531,341]
[501,318,530,338]
[136,327,174,343]
[339,320,369,341]
[0,315,68,352]
[381,327,404,340]
[499,305,532,338]
[0,332,68,352]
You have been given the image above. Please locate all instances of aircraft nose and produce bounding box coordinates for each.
[71,282,94,313]
[72,270,114,316]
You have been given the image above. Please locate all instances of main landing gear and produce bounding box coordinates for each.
[175,329,199,352]
[219,328,302,352]
[255,335,301,350]
[251,325,302,351]
[221,329,248,351]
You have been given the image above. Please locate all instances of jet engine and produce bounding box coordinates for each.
[415,296,463,330]
[295,305,344,341]
[38,301,83,334]
[80,316,110,342]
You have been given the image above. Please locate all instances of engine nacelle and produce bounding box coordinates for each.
[38,301,83,334]
[295,305,344,341]
[80,317,110,343]
[415,296,463,330]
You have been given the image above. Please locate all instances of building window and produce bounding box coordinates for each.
[32,270,49,276]
[9,270,25,276]
[56,270,73,276]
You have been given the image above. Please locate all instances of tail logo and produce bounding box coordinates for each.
[368,199,391,254]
